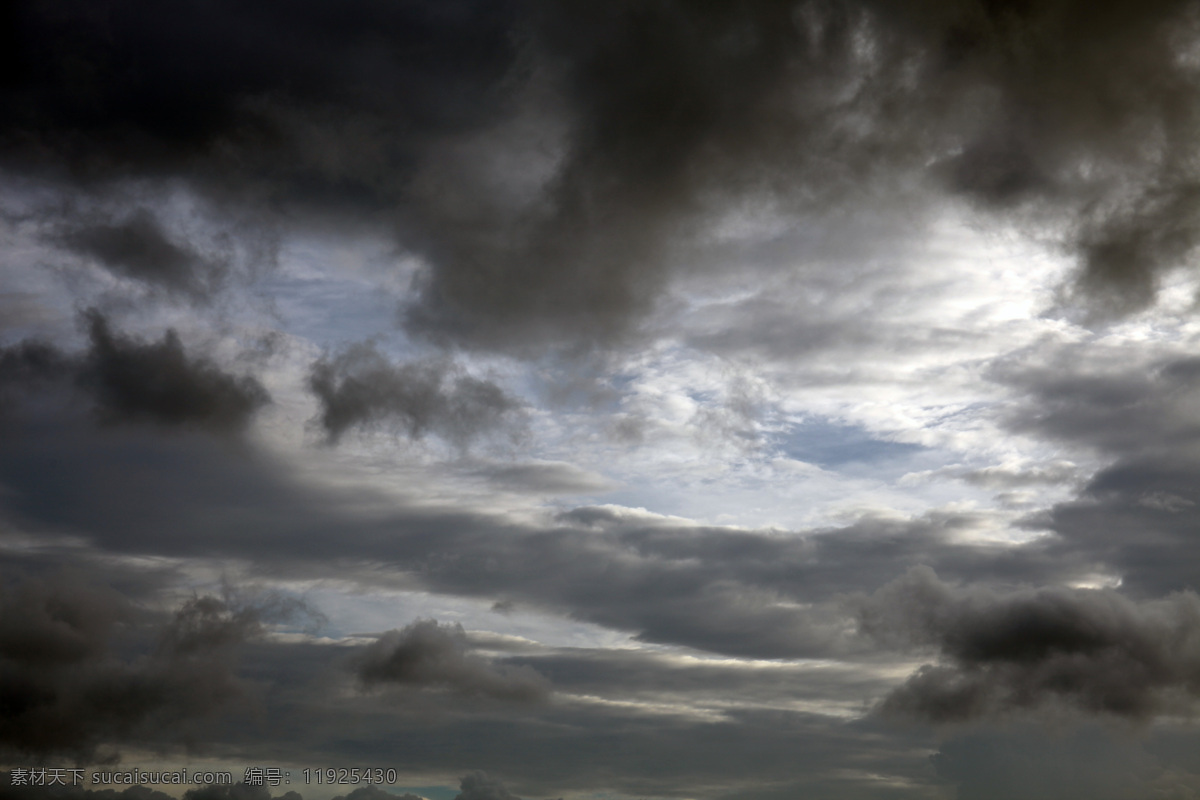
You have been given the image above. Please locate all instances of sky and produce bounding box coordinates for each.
[6,1,1200,798]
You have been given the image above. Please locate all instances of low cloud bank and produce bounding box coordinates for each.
[859,566,1200,722]
[354,620,549,703]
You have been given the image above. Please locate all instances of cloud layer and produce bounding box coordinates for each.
[6,0,1200,350]
[0,311,269,434]
[5,2,1200,798]
[861,567,1200,722]
[0,578,312,760]
[355,620,550,703]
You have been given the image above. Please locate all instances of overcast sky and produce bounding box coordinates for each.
[6,1,1200,799]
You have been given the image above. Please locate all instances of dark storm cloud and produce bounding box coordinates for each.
[0,577,308,760]
[54,210,223,301]
[994,348,1200,458]
[160,588,323,657]
[402,0,1200,332]
[879,0,1200,317]
[858,566,1200,723]
[80,312,270,432]
[5,2,1200,350]
[1041,455,1200,597]
[308,345,523,446]
[0,0,517,201]
[991,346,1200,595]
[354,620,550,703]
[400,0,924,348]
[0,311,269,434]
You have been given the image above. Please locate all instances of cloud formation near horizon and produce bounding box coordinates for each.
[354,620,550,703]
[861,567,1200,722]
[0,579,314,761]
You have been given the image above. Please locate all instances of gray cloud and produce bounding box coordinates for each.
[3,1,1200,351]
[0,311,269,434]
[22,620,941,800]
[308,345,523,447]
[0,622,945,799]
[994,349,1200,459]
[186,641,944,800]
[1037,455,1200,598]
[0,0,516,204]
[355,620,549,703]
[160,587,323,658]
[55,210,225,302]
[859,566,1200,723]
[0,577,312,761]
[689,376,768,453]
[504,643,900,717]
[418,0,1188,346]
[990,346,1200,596]
[12,4,1200,795]
[930,723,1200,800]
[956,461,1082,490]
[80,311,270,433]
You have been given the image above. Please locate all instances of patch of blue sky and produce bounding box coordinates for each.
[259,234,420,351]
[260,269,403,349]
[773,418,930,474]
